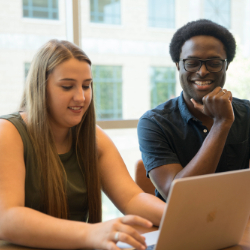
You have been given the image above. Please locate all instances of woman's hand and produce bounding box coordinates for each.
[87,215,153,250]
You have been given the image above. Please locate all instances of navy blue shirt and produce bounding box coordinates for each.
[137,92,250,201]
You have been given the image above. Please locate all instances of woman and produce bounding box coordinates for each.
[0,40,165,250]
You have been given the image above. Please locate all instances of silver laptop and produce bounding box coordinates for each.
[118,169,250,250]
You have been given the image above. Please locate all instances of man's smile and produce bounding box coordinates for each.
[189,79,214,91]
[193,80,212,86]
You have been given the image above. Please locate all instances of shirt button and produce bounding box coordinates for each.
[203,129,208,133]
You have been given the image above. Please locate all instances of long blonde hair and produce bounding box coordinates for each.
[20,39,101,222]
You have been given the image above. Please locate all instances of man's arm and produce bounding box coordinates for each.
[149,88,234,200]
[149,120,232,200]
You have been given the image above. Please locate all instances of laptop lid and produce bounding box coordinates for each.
[117,169,250,250]
[155,169,250,250]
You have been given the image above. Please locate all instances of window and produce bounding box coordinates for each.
[24,62,31,81]
[204,0,231,29]
[150,67,176,108]
[90,0,121,25]
[93,66,122,120]
[148,0,175,28]
[23,0,59,20]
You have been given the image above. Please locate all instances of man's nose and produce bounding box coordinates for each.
[196,62,210,77]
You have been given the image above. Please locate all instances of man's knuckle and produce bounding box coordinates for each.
[214,95,221,102]
[206,95,212,103]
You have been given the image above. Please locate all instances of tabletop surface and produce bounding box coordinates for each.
[0,218,250,250]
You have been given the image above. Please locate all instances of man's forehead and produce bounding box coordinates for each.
[180,35,227,59]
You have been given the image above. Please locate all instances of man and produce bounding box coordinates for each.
[137,19,250,202]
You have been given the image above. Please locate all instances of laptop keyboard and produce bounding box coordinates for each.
[146,245,155,250]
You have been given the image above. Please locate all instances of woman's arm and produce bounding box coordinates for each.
[0,119,149,250]
[96,126,165,226]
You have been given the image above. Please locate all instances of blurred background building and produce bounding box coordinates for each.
[1,0,250,220]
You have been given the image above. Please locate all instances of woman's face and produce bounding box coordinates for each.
[46,57,92,130]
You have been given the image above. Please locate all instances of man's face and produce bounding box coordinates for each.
[177,35,229,104]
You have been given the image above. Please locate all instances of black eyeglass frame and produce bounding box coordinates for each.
[180,58,228,73]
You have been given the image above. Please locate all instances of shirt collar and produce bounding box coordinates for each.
[178,91,198,123]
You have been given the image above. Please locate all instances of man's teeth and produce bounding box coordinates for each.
[69,107,81,110]
[194,81,212,86]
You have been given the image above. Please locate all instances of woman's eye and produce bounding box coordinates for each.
[82,85,90,90]
[62,86,72,90]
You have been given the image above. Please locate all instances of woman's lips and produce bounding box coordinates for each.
[68,106,83,113]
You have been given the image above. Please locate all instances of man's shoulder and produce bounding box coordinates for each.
[232,97,250,106]
[140,96,181,121]
[230,98,250,128]
[232,97,250,113]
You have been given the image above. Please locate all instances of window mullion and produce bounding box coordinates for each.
[72,0,81,47]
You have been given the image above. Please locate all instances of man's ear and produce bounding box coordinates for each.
[226,62,230,71]
[176,62,180,71]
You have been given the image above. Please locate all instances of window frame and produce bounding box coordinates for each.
[150,66,176,109]
[203,0,231,29]
[22,0,59,20]
[93,65,123,120]
[148,0,175,29]
[72,0,135,129]
[90,0,121,25]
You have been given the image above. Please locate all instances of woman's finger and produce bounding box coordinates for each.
[113,223,146,246]
[105,241,120,250]
[117,232,146,250]
[120,215,153,228]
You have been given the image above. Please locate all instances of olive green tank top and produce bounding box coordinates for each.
[0,112,88,222]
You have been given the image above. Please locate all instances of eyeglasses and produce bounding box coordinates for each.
[181,58,227,73]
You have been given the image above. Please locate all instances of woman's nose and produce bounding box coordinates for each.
[73,88,85,102]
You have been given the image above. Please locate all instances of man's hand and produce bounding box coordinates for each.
[190,87,234,125]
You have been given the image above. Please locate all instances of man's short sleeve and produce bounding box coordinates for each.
[137,114,180,177]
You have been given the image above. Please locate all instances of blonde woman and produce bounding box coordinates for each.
[0,40,165,250]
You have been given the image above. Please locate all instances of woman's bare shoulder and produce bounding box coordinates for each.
[0,117,17,130]
[95,125,114,155]
[0,115,24,146]
[0,111,27,130]
[96,125,106,138]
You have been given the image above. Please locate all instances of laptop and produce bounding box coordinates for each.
[117,169,250,250]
